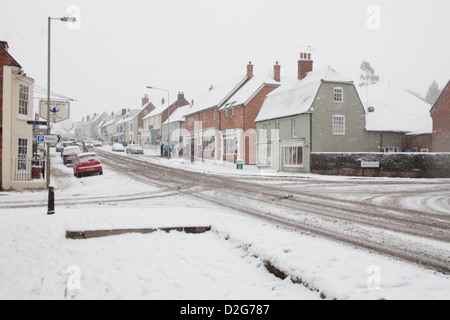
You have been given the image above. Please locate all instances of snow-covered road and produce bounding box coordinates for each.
[0,149,449,300]
[94,148,450,274]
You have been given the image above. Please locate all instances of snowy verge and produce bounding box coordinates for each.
[211,222,450,300]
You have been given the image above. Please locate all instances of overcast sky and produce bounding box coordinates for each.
[1,0,449,119]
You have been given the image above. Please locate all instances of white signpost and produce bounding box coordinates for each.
[361,161,380,168]
[39,100,70,123]
[361,160,380,177]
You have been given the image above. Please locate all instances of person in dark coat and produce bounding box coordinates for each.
[161,143,164,157]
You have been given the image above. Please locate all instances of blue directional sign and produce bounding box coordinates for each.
[36,135,60,143]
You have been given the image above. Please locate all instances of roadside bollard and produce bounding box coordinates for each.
[48,186,55,215]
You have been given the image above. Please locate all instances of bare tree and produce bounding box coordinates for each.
[359,61,380,87]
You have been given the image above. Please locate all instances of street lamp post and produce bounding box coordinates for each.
[147,86,170,159]
[46,16,77,214]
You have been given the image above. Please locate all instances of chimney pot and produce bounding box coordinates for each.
[142,94,150,107]
[274,61,281,82]
[247,61,254,78]
[298,53,313,79]
[0,41,9,51]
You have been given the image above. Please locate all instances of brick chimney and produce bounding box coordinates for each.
[178,92,185,102]
[274,61,281,82]
[247,61,254,78]
[122,108,127,116]
[0,41,9,51]
[142,94,150,107]
[161,97,165,105]
[298,52,313,80]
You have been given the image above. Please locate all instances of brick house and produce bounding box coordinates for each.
[184,73,249,160]
[122,95,157,145]
[142,92,190,148]
[218,62,287,164]
[431,80,450,152]
[184,61,287,164]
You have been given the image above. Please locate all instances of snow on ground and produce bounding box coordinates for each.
[0,150,449,300]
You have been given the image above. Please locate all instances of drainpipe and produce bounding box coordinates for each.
[243,105,246,164]
[380,132,384,152]
[307,113,313,173]
[279,136,282,172]
[309,113,313,153]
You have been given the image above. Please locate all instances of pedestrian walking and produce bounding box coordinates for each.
[161,143,164,157]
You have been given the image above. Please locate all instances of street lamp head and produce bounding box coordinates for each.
[60,17,77,23]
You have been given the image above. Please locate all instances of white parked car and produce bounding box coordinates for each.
[112,143,126,152]
[62,146,82,165]
[126,144,144,155]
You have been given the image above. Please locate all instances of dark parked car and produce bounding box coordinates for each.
[73,152,103,178]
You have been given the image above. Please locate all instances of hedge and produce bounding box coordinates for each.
[311,153,450,178]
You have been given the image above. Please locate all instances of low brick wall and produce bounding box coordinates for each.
[311,153,450,178]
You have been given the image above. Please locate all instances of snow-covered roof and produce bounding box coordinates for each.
[88,112,106,126]
[117,109,140,125]
[357,81,432,134]
[185,74,248,116]
[96,120,105,129]
[102,115,121,127]
[143,102,168,120]
[219,70,286,111]
[162,105,191,125]
[255,67,352,122]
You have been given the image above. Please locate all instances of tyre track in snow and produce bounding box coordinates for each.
[0,189,180,209]
[95,150,450,274]
[96,150,450,241]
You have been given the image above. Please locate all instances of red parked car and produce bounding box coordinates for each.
[73,152,103,178]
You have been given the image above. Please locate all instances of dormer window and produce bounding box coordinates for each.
[334,87,343,103]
